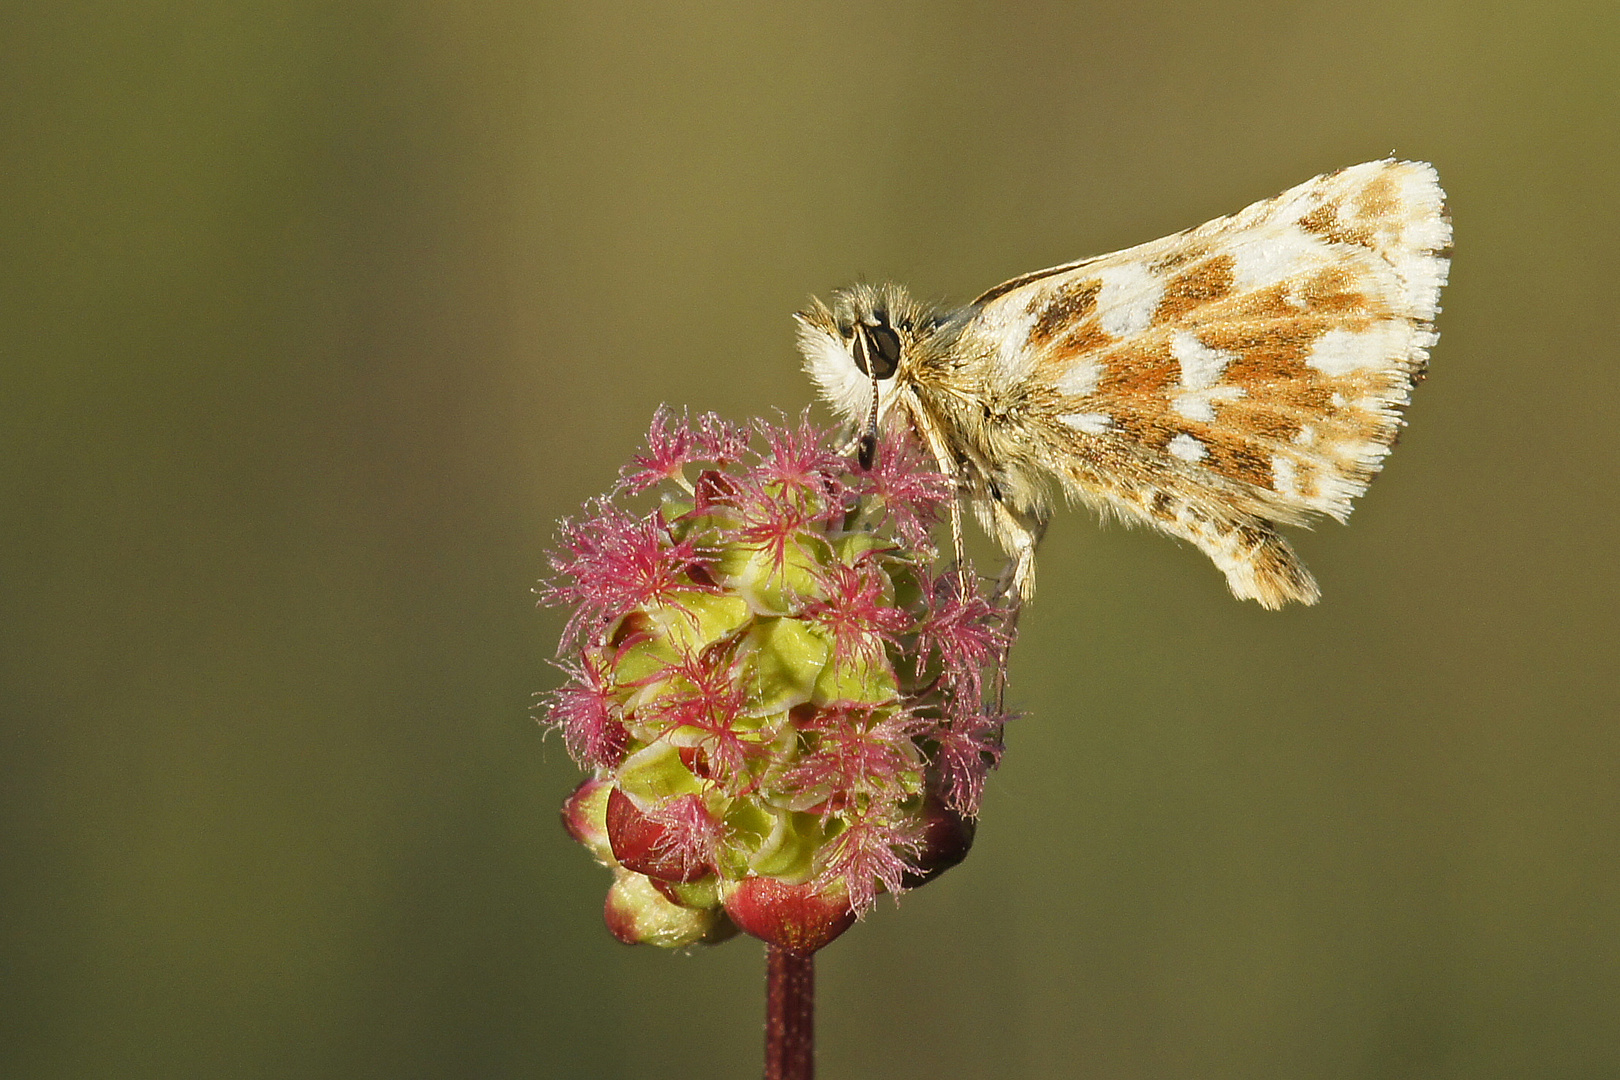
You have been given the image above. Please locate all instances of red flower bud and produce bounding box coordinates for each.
[559,777,615,865]
[722,876,857,955]
[604,871,725,948]
[901,788,977,889]
[606,786,713,883]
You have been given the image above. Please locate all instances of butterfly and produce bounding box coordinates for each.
[796,160,1450,608]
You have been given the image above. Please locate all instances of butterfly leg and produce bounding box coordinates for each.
[901,400,977,592]
[975,493,1046,602]
[948,493,969,584]
[974,494,1044,710]
[993,597,1021,712]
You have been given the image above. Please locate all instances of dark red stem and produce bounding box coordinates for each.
[764,945,814,1080]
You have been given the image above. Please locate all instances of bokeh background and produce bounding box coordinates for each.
[4,2,1617,1077]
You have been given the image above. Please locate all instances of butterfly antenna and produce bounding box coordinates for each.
[855,325,881,469]
[856,370,880,470]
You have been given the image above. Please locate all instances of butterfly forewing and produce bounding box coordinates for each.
[978,162,1445,505]
[950,161,1448,603]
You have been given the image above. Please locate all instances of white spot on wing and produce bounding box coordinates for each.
[1169,329,1244,422]
[1273,455,1299,496]
[1307,324,1402,376]
[1096,261,1163,338]
[1167,433,1207,462]
[1170,330,1232,391]
[1052,358,1102,397]
[1228,224,1332,291]
[1061,411,1112,435]
[1172,388,1244,423]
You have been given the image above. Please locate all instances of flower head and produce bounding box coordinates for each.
[541,409,1017,951]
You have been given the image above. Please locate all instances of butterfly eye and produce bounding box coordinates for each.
[855,323,902,379]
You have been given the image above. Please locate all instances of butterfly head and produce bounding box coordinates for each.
[794,282,936,438]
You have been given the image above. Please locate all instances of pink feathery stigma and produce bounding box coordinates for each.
[644,646,755,785]
[695,412,751,464]
[617,407,753,494]
[545,505,714,647]
[617,405,699,494]
[816,815,925,915]
[915,572,1010,702]
[801,558,912,668]
[731,485,815,582]
[930,709,1006,818]
[752,411,849,515]
[645,793,725,871]
[783,706,923,813]
[545,656,627,768]
[852,435,953,550]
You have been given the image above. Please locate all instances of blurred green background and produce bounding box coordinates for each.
[3,2,1617,1077]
